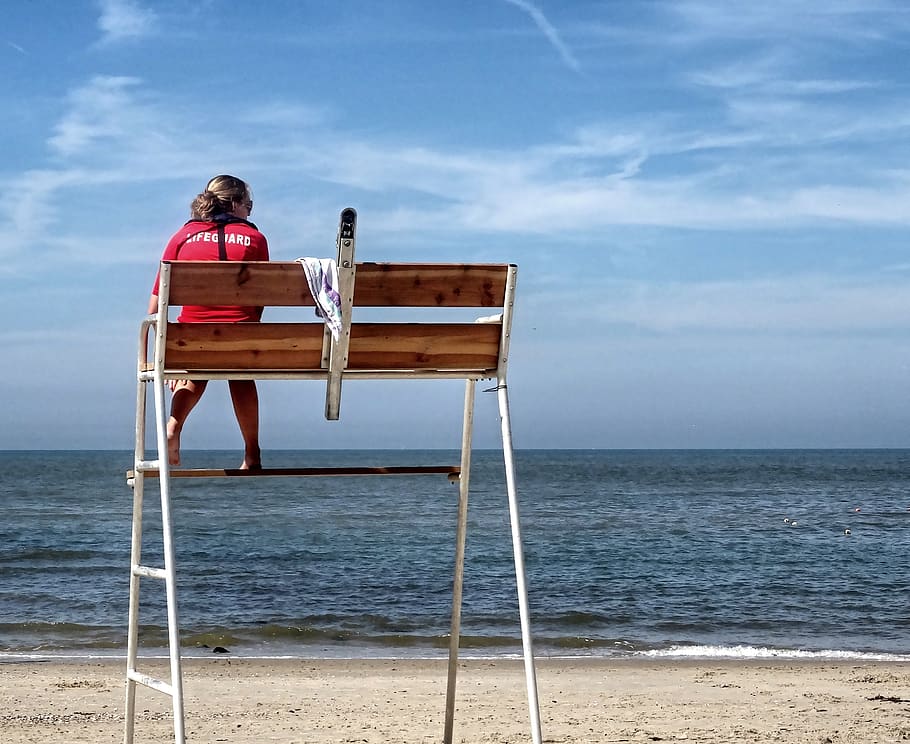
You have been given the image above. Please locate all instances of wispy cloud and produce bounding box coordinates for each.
[96,0,157,44]
[6,40,27,55]
[0,76,201,267]
[502,0,580,72]
[5,62,910,275]
[49,75,144,156]
[666,0,910,43]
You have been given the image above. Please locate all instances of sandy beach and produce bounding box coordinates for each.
[1,657,909,743]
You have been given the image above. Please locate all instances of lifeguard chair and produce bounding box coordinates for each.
[125,209,542,743]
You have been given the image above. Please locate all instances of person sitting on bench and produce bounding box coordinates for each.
[147,174,269,469]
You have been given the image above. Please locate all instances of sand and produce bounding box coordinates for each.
[1,657,909,743]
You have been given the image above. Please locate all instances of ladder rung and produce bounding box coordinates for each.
[126,465,461,480]
[127,669,174,696]
[132,564,167,580]
[135,460,161,471]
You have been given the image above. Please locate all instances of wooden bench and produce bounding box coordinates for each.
[147,261,515,393]
[125,209,541,744]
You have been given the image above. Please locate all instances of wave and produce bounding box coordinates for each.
[636,644,910,662]
[7,621,909,663]
[5,643,909,663]
[183,624,524,651]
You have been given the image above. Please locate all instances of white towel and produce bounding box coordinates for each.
[296,257,343,340]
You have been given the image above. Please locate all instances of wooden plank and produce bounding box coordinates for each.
[347,323,502,370]
[165,261,511,308]
[167,262,313,307]
[164,322,325,371]
[163,322,502,372]
[353,263,510,307]
[129,465,461,479]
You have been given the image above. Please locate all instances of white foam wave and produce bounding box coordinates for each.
[5,646,909,664]
[638,644,910,662]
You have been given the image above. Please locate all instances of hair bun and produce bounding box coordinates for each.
[191,175,250,220]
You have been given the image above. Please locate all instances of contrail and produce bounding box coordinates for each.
[502,0,580,72]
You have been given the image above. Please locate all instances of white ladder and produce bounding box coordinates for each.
[124,370,187,744]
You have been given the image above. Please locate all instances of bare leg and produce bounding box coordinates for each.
[167,380,208,466]
[228,380,261,469]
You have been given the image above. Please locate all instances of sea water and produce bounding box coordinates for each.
[1,449,910,660]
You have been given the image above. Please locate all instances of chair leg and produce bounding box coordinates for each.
[444,379,476,743]
[124,377,147,744]
[152,376,186,744]
[497,382,542,744]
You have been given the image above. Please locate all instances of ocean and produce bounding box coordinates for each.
[1,449,910,661]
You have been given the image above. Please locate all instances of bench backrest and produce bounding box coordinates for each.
[149,258,517,419]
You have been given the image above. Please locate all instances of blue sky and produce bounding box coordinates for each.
[2,0,910,450]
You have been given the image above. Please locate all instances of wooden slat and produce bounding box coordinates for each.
[164,322,502,372]
[165,261,510,308]
[347,323,502,370]
[353,263,510,307]
[166,262,313,307]
[129,465,461,479]
[164,322,325,371]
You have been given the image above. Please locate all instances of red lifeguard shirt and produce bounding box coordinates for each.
[151,218,270,323]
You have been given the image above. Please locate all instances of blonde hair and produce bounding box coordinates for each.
[190,175,251,220]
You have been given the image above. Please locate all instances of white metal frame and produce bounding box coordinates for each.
[125,258,541,744]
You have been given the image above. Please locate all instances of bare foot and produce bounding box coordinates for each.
[240,446,261,470]
[166,417,182,466]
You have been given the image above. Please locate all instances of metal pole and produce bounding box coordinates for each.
[124,370,148,744]
[150,273,186,744]
[152,371,186,744]
[497,382,542,744]
[444,379,476,743]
